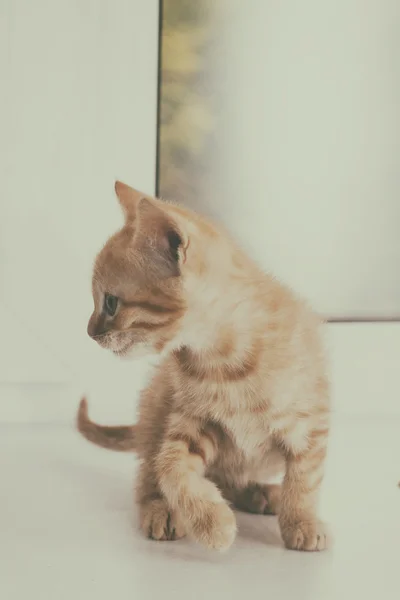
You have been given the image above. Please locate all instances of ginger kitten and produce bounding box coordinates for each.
[78,181,330,552]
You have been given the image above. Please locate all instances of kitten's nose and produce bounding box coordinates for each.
[87,313,107,339]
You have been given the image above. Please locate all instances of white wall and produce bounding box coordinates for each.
[0,0,159,415]
[205,0,400,319]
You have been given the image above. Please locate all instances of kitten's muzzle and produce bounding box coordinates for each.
[87,314,107,340]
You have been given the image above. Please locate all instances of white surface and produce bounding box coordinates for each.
[0,417,399,600]
[206,0,400,318]
[1,323,399,423]
[0,0,159,382]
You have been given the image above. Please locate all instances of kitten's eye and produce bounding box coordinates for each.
[104,294,118,317]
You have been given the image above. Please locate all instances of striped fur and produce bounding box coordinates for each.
[77,398,136,452]
[78,181,331,551]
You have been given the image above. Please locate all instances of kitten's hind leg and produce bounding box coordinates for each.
[227,483,281,515]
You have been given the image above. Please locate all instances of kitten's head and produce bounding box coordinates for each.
[87,182,189,357]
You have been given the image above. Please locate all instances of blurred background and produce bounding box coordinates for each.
[158,0,400,320]
[1,0,399,424]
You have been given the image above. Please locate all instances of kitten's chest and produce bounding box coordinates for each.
[222,411,272,456]
[185,380,271,455]
[175,370,272,445]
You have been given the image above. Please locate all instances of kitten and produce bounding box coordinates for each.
[78,181,331,551]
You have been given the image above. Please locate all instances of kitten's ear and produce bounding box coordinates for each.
[114,181,147,222]
[135,197,187,277]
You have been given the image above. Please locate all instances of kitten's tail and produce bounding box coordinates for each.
[76,397,137,452]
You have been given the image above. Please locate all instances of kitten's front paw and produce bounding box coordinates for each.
[280,518,329,551]
[190,502,237,551]
[140,498,186,541]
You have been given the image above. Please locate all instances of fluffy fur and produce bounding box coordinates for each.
[78,181,331,551]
